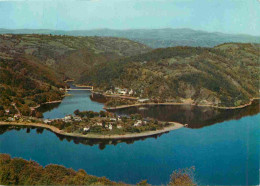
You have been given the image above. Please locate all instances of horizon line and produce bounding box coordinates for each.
[0,27,259,37]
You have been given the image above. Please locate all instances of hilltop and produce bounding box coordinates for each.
[1,28,259,48]
[82,43,260,107]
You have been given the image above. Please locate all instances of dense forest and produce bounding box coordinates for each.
[81,43,260,107]
[0,54,64,116]
[0,154,126,185]
[0,154,196,185]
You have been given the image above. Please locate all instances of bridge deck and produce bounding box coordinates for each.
[66,88,92,90]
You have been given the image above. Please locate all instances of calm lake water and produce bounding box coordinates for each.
[40,90,104,119]
[0,89,259,185]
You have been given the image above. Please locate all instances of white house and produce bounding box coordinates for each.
[64,115,72,120]
[117,125,122,129]
[134,120,142,127]
[110,118,117,122]
[73,116,82,122]
[44,119,52,124]
[14,114,21,120]
[119,90,127,95]
[108,124,113,130]
[83,127,90,132]
[129,89,134,95]
[138,98,149,103]
[95,122,103,126]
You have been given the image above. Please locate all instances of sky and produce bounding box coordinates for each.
[0,0,259,36]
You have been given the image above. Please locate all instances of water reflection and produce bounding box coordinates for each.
[110,100,260,128]
[90,93,108,103]
[37,102,61,113]
[0,125,166,150]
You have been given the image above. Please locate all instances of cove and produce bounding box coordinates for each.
[39,89,104,119]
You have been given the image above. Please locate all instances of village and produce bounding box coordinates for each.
[0,105,172,135]
[42,110,171,135]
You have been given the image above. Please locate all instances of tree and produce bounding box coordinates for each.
[99,110,106,117]
[169,166,196,186]
[74,109,80,116]
[35,112,43,118]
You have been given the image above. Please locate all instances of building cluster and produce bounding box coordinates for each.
[105,87,134,96]
[43,114,82,124]
[4,108,22,122]
[42,113,151,133]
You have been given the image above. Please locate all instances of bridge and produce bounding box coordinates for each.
[66,88,93,91]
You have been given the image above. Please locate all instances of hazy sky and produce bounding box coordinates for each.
[0,0,259,35]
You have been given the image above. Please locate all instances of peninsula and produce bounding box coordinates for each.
[0,110,183,139]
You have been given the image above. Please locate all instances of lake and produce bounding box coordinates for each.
[39,89,104,119]
[0,89,259,185]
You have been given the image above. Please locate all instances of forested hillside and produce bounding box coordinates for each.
[0,34,151,80]
[0,154,126,185]
[81,43,260,107]
[0,49,64,116]
[0,34,150,115]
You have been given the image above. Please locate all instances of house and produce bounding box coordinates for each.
[138,98,149,103]
[44,119,52,124]
[14,114,21,120]
[83,127,90,132]
[5,109,10,114]
[129,89,134,95]
[105,90,113,94]
[73,116,82,122]
[110,118,117,122]
[64,115,72,120]
[8,117,14,121]
[117,125,122,129]
[119,90,127,95]
[95,122,102,126]
[108,124,113,130]
[134,120,142,127]
[64,115,72,122]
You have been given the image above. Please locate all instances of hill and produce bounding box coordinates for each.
[0,34,150,115]
[81,43,260,107]
[1,28,259,48]
[0,34,150,80]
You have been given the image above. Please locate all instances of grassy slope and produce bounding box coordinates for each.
[82,43,260,107]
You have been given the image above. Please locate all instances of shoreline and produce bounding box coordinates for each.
[104,98,260,110]
[0,121,183,139]
[30,100,63,110]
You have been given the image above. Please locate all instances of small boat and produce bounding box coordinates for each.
[138,107,148,110]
